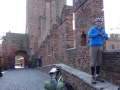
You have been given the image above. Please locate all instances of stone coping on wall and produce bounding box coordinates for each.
[103,49,120,52]
[40,63,119,90]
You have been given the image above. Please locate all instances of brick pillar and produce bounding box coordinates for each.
[66,19,74,49]
[45,38,48,65]
[42,41,46,65]
[47,35,51,64]
[52,24,59,63]
[50,32,54,64]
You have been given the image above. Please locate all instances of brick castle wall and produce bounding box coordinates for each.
[26,0,120,85]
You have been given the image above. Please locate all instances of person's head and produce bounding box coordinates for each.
[0,57,1,60]
[95,17,103,27]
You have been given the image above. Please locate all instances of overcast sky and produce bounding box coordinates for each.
[0,0,26,37]
[0,0,120,39]
[104,0,120,33]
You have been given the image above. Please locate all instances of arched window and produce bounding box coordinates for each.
[81,31,86,46]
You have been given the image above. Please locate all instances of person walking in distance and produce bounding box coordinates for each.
[0,57,4,77]
[7,61,11,70]
[12,61,15,69]
[88,17,108,84]
[34,57,37,68]
[37,56,42,67]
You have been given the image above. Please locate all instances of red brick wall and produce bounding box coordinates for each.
[21,0,120,86]
[39,6,74,65]
[38,0,120,86]
[26,0,66,57]
[102,50,120,85]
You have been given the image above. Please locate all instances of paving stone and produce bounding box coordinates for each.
[0,68,50,90]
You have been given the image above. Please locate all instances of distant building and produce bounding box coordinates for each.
[109,27,120,34]
[106,33,120,49]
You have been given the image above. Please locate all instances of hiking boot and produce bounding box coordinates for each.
[91,76,96,84]
[96,75,105,83]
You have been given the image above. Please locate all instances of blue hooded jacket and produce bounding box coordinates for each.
[88,26,108,47]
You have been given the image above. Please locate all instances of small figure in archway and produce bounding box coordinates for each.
[12,62,15,69]
[21,63,23,67]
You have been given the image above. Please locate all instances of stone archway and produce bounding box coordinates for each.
[15,50,28,67]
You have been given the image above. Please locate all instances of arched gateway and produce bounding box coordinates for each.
[2,33,29,69]
[15,50,28,67]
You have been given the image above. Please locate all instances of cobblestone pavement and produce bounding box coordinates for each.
[0,67,50,90]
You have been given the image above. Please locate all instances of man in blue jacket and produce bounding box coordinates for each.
[88,17,108,84]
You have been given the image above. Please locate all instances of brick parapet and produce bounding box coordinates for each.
[38,64,119,90]
[102,49,120,85]
[39,65,94,90]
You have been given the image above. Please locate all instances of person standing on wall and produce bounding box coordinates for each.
[88,17,108,84]
[0,57,4,77]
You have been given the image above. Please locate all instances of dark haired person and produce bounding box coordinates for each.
[0,57,4,77]
[88,17,108,84]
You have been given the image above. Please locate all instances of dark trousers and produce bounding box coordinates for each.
[0,66,3,77]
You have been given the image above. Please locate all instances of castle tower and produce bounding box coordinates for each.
[26,0,66,56]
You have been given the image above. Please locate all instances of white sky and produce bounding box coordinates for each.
[104,0,120,34]
[0,0,120,38]
[0,0,26,37]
